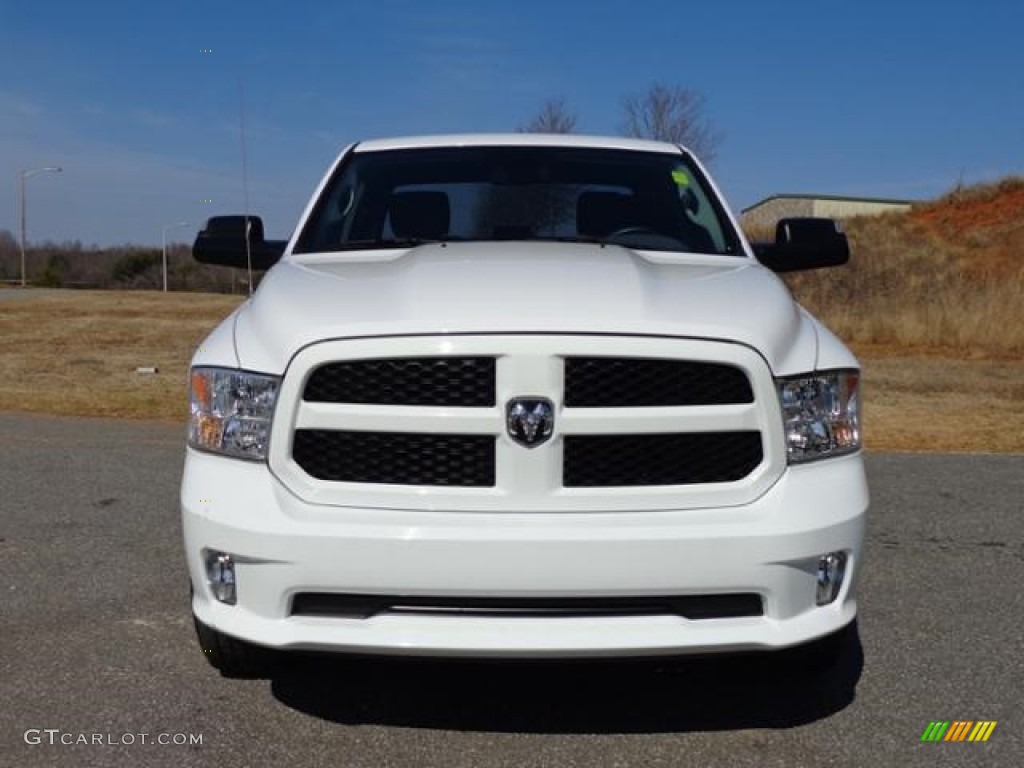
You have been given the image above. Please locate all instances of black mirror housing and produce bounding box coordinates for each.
[193,215,286,270]
[753,217,850,272]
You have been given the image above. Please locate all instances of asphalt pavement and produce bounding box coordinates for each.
[1,412,1021,767]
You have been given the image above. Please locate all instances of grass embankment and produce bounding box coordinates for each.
[747,176,1024,452]
[779,177,1024,452]
[782,177,1024,358]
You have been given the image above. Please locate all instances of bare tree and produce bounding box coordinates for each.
[621,84,722,162]
[519,98,578,134]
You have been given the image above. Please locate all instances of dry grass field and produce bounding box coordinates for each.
[781,178,1024,452]
[850,344,1023,453]
[1,288,1021,453]
[0,291,243,421]
[780,177,1024,358]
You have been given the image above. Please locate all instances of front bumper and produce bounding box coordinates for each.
[182,449,868,658]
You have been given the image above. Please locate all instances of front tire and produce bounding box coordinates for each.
[779,619,860,677]
[193,615,274,679]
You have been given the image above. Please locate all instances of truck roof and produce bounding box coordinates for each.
[353,133,687,154]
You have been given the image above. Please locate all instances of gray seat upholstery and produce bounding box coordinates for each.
[576,190,637,239]
[388,191,450,240]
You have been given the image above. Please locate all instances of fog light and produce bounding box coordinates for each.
[816,552,847,605]
[205,552,236,605]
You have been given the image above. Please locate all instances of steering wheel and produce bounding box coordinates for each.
[606,226,660,239]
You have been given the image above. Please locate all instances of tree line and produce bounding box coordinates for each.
[519,82,722,162]
[0,231,245,293]
[2,82,719,293]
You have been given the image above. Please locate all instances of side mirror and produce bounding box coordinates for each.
[192,215,286,270]
[753,217,850,272]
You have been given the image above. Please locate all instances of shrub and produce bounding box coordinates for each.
[111,250,162,287]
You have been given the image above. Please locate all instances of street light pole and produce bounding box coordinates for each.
[161,221,189,292]
[18,167,63,288]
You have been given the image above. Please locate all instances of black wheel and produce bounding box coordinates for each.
[193,614,274,679]
[776,619,860,678]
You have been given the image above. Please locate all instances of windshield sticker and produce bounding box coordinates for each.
[672,170,689,186]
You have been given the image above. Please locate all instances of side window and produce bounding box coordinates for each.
[305,171,365,249]
[671,166,726,253]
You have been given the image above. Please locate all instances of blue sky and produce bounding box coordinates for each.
[1,0,1022,246]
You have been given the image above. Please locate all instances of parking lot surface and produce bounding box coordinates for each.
[1,413,1021,767]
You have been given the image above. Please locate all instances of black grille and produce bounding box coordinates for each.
[291,592,763,620]
[293,430,495,486]
[564,432,763,486]
[304,357,495,406]
[564,357,753,407]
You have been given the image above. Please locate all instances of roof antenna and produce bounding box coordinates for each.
[239,78,253,296]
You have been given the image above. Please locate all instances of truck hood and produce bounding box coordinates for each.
[229,242,822,374]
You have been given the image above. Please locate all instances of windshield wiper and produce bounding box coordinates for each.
[331,237,463,251]
[521,235,604,245]
[327,235,611,251]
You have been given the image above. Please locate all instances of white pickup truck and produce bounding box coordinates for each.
[183,133,867,677]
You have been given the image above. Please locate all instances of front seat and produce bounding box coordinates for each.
[576,190,637,239]
[388,190,451,240]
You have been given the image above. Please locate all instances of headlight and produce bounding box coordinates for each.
[777,370,860,463]
[188,367,280,460]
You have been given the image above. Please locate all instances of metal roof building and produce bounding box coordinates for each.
[740,194,914,232]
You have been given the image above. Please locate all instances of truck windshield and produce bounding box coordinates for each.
[294,146,741,255]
